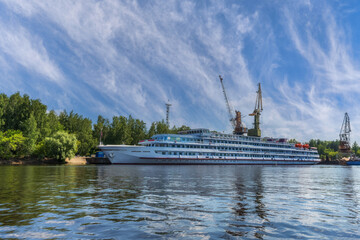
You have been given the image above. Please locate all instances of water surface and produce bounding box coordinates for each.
[0,165,359,239]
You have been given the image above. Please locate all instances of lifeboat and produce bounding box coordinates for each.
[303,144,310,149]
[295,143,302,148]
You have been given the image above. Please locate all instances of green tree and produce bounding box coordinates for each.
[308,139,342,160]
[43,131,78,162]
[309,139,317,147]
[0,130,26,159]
[317,144,326,159]
[352,142,359,155]
[4,92,28,130]
[0,93,9,131]
[128,116,146,145]
[20,114,39,155]
[328,151,338,160]
[170,125,190,134]
[30,98,49,139]
[324,148,338,160]
[93,115,110,144]
[45,110,63,136]
[357,149,360,157]
[107,116,132,144]
[147,122,156,138]
[155,120,169,134]
[146,121,190,138]
[59,110,96,155]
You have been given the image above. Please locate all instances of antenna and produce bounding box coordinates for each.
[165,101,171,126]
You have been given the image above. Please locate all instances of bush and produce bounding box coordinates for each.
[43,131,78,162]
[0,130,26,159]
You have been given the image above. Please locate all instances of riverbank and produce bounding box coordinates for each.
[0,156,88,165]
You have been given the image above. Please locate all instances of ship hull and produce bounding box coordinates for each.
[111,159,319,165]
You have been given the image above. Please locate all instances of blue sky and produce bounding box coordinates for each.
[1,0,360,143]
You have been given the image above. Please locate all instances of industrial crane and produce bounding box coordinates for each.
[339,112,351,153]
[248,83,263,137]
[218,75,247,135]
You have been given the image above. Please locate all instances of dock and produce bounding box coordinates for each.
[85,157,111,164]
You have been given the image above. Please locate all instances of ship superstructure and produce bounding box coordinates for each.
[99,128,320,165]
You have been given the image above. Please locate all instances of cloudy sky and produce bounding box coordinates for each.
[1,0,360,142]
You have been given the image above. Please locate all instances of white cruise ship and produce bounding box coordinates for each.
[99,128,320,165]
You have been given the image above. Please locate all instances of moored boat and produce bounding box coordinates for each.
[99,128,320,165]
[346,161,360,165]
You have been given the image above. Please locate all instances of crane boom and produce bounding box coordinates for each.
[248,83,263,137]
[249,83,263,116]
[219,75,235,128]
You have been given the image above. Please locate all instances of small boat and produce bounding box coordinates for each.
[346,161,360,165]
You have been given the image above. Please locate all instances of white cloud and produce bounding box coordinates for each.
[278,2,360,142]
[285,5,360,92]
[0,23,63,84]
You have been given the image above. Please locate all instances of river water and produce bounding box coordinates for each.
[0,165,359,239]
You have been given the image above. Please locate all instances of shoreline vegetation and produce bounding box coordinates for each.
[0,156,88,165]
[0,92,190,165]
[1,92,359,165]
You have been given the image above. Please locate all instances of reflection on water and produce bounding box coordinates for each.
[0,165,359,239]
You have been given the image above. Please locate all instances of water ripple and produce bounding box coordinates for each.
[0,165,359,239]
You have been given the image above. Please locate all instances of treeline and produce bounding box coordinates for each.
[0,92,189,161]
[308,139,360,160]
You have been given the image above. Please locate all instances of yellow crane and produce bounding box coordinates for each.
[248,83,263,137]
